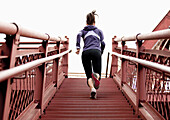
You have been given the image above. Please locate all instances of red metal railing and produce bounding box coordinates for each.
[0,21,71,120]
[107,29,170,120]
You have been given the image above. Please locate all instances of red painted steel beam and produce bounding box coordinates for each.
[0,21,60,41]
[115,29,170,41]
[110,52,170,74]
[0,49,72,83]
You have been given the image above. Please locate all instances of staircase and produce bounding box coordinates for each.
[39,78,142,120]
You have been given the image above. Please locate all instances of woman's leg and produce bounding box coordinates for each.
[81,49,101,99]
[82,50,97,99]
[91,49,101,77]
[82,50,92,81]
[82,49,101,80]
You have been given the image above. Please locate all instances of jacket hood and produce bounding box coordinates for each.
[83,25,97,31]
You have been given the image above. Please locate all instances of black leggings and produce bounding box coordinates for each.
[82,49,101,82]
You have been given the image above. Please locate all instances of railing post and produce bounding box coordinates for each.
[121,40,127,87]
[136,35,146,114]
[110,36,118,78]
[53,41,60,88]
[62,36,69,78]
[34,40,48,113]
[2,23,20,120]
[106,52,110,78]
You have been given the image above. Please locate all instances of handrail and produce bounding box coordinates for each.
[0,21,60,41]
[115,29,170,42]
[110,51,170,74]
[0,49,72,83]
[110,27,170,119]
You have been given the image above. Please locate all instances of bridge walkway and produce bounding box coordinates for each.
[40,78,142,120]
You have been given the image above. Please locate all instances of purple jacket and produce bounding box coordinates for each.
[76,25,105,53]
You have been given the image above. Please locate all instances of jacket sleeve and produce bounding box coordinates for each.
[99,30,105,54]
[101,41,105,54]
[76,30,83,49]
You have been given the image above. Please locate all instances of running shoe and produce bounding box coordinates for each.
[91,73,100,89]
[90,87,96,99]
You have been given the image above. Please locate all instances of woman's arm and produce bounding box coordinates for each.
[76,30,83,54]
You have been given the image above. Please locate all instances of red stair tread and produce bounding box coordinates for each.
[39,78,142,120]
[40,118,141,120]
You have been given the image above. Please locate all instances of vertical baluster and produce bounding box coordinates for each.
[21,71,26,113]
[110,36,118,78]
[121,40,127,89]
[53,41,60,88]
[161,73,168,119]
[34,40,48,113]
[13,77,22,119]
[2,23,20,120]
[156,73,161,114]
[62,36,69,78]
[9,79,16,120]
[136,36,146,115]
[105,52,110,78]
[151,71,154,108]
[165,93,169,119]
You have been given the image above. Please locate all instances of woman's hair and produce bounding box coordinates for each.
[86,10,98,25]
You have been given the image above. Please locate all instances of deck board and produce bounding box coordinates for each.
[40,78,142,120]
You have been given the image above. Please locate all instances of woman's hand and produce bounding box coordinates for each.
[76,49,80,55]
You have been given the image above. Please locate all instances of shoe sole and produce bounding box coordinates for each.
[92,73,100,89]
[90,91,96,99]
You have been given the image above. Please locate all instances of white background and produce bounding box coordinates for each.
[0,0,169,74]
